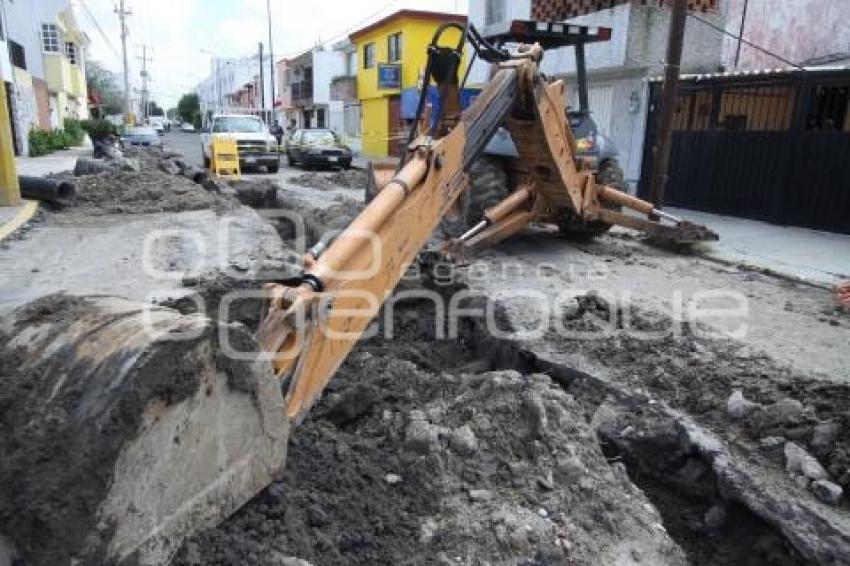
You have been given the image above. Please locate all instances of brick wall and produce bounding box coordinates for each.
[531,0,717,21]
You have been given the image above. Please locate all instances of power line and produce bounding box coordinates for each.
[76,0,121,61]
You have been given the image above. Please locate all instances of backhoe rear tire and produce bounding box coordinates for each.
[439,155,511,238]
[557,158,625,239]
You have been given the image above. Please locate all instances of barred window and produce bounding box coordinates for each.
[42,23,60,52]
[65,42,77,64]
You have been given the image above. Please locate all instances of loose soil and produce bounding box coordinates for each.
[287,170,368,191]
[175,292,686,566]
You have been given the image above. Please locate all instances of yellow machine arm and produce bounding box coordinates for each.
[258,30,715,422]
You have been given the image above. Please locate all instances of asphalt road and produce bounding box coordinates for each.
[161,130,288,177]
[161,130,205,168]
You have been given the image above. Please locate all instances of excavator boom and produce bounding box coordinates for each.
[258,27,716,421]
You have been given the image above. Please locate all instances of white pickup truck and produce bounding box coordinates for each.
[200,114,280,173]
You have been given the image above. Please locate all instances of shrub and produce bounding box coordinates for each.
[80,118,117,142]
[28,129,51,157]
[47,129,73,151]
[63,118,85,145]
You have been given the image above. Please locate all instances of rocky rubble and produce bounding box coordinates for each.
[174,296,687,565]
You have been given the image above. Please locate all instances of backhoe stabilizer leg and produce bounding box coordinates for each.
[594,185,718,243]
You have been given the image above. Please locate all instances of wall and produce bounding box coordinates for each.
[722,0,850,69]
[361,96,388,156]
[312,48,345,105]
[0,0,12,83]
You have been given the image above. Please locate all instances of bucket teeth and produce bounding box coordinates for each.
[671,220,720,243]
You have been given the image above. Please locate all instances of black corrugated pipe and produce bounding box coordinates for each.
[18,176,76,204]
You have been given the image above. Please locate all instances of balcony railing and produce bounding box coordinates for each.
[291,81,313,101]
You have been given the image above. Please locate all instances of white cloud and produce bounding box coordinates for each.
[78,0,468,108]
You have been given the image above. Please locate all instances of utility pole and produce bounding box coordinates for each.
[137,45,152,120]
[648,0,687,210]
[267,0,275,114]
[114,0,132,124]
[258,43,265,110]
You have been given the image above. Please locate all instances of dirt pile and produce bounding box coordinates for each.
[175,294,686,566]
[0,293,288,565]
[287,169,367,191]
[53,167,234,215]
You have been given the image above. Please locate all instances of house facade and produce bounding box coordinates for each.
[1,0,89,155]
[349,10,469,158]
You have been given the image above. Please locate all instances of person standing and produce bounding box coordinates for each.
[269,120,284,146]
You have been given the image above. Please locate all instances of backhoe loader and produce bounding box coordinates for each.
[0,20,717,566]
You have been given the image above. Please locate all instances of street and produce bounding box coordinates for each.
[2,1,850,565]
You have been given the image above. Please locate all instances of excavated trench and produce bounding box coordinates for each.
[172,277,810,565]
[176,180,841,564]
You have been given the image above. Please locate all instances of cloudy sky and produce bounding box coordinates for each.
[78,0,468,108]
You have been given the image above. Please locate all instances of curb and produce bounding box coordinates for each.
[0,199,39,242]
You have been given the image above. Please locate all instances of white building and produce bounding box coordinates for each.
[278,41,360,151]
[1,0,89,155]
[196,51,274,123]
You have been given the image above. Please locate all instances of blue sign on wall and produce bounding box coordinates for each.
[377,64,401,89]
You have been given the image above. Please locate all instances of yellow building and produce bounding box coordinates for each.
[350,10,468,158]
[42,6,90,126]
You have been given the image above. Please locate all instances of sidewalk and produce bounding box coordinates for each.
[14,146,89,176]
[0,200,38,242]
[666,207,850,286]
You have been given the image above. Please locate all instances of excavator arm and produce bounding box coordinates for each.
[258,25,716,422]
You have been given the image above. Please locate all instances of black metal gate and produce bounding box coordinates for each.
[638,69,850,234]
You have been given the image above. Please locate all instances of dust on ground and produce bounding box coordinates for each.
[287,169,368,191]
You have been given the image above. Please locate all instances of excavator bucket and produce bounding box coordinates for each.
[0,294,288,566]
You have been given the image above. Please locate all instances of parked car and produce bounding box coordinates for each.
[181,122,195,132]
[286,129,352,169]
[148,116,166,135]
[120,126,162,148]
[200,114,279,173]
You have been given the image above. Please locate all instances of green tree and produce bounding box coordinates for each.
[177,93,200,126]
[146,100,164,117]
[86,60,125,115]
[166,107,178,120]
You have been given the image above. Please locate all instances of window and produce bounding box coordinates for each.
[316,107,326,128]
[805,84,850,132]
[485,0,506,26]
[42,23,60,53]
[363,42,375,69]
[388,32,402,62]
[10,41,26,70]
[65,42,77,64]
[345,51,356,76]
